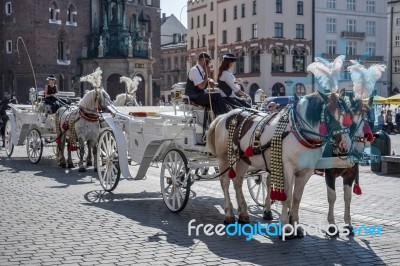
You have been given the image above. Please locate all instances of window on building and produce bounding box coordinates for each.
[327,0,336,9]
[203,14,206,27]
[366,42,376,56]
[292,49,305,72]
[394,59,400,73]
[275,22,283,38]
[326,18,336,33]
[236,27,241,41]
[146,0,152,5]
[297,1,303,15]
[234,6,237,19]
[366,21,375,36]
[346,19,356,32]
[202,34,206,47]
[223,8,226,22]
[67,5,77,26]
[222,30,227,44]
[197,37,200,48]
[252,23,258,39]
[346,41,357,55]
[210,47,215,59]
[210,2,214,11]
[395,35,400,46]
[272,47,285,72]
[347,0,356,11]
[295,83,306,96]
[296,24,304,39]
[397,18,400,26]
[190,37,194,49]
[197,16,200,28]
[251,50,260,72]
[326,40,337,54]
[210,21,214,34]
[6,40,12,54]
[49,2,60,22]
[5,2,12,15]
[366,1,375,13]
[253,0,257,15]
[241,4,245,18]
[191,17,194,29]
[276,0,282,13]
[236,52,245,73]
[58,37,65,61]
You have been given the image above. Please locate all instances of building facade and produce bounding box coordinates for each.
[160,14,187,103]
[315,0,388,96]
[187,0,314,100]
[0,0,161,105]
[388,0,400,96]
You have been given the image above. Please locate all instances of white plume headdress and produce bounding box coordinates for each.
[307,55,345,93]
[119,75,142,94]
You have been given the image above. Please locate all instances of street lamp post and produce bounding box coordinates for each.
[179,5,187,42]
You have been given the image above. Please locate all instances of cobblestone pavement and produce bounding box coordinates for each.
[0,134,400,266]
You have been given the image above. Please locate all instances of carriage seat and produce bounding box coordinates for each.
[182,95,206,111]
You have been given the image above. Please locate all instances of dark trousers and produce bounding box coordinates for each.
[191,93,229,116]
[223,97,251,109]
[45,96,60,113]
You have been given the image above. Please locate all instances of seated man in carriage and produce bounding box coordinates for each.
[185,52,229,116]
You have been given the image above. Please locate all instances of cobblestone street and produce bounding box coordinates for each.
[1,134,400,265]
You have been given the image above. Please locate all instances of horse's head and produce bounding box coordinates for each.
[318,91,352,154]
[79,88,111,112]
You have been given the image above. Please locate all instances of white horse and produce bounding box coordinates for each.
[56,68,111,172]
[207,91,352,237]
[113,76,142,106]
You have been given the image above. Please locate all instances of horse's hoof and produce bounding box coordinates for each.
[344,225,354,236]
[59,162,66,168]
[238,214,250,224]
[79,168,86,172]
[86,161,93,167]
[223,217,236,225]
[327,225,340,237]
[67,163,74,168]
[263,210,273,220]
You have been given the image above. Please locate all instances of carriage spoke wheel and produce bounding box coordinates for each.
[4,120,14,157]
[97,130,120,192]
[160,149,191,212]
[26,129,43,164]
[247,174,268,207]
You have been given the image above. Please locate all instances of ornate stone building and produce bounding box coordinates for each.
[0,0,161,105]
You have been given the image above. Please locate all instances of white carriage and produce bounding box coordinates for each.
[4,90,76,164]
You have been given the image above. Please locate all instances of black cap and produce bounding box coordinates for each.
[222,53,237,62]
[46,75,57,81]
[198,52,211,61]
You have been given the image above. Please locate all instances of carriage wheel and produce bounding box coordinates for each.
[26,129,43,164]
[4,120,14,157]
[160,149,191,212]
[97,130,120,192]
[247,174,268,207]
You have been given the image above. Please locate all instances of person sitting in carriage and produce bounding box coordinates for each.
[217,53,251,108]
[44,75,60,113]
[185,52,229,116]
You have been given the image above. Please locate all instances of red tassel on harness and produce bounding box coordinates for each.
[343,114,352,127]
[55,137,61,144]
[244,146,254,157]
[228,167,236,179]
[366,132,374,142]
[353,183,362,195]
[61,123,68,130]
[363,122,372,134]
[68,146,78,152]
[270,189,278,201]
[279,190,287,202]
[319,123,328,135]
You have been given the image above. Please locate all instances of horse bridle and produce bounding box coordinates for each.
[349,101,374,149]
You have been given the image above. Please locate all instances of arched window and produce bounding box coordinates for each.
[272,83,285,96]
[250,83,260,102]
[235,51,245,74]
[67,4,77,26]
[250,49,260,72]
[271,47,285,72]
[294,83,306,96]
[49,2,60,24]
[57,30,70,65]
[292,48,306,72]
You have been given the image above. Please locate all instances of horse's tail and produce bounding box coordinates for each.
[206,114,225,156]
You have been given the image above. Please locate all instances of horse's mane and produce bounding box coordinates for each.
[304,93,324,127]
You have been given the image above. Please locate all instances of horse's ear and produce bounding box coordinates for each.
[318,90,329,103]
[349,93,355,107]
[339,88,346,99]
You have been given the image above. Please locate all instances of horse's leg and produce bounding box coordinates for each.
[93,141,97,172]
[86,140,93,167]
[342,164,358,236]
[219,159,235,224]
[58,134,67,168]
[232,160,250,224]
[78,138,86,172]
[286,168,313,238]
[263,173,273,220]
[67,140,74,168]
[325,168,339,236]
